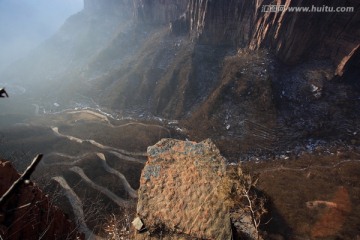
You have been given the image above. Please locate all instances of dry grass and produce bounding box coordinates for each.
[221,166,268,239]
[242,149,360,239]
[101,204,136,240]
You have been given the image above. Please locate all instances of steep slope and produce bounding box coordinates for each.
[0,160,84,240]
[1,0,359,158]
[1,0,133,103]
[188,0,360,70]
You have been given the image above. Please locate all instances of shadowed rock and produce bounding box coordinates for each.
[0,160,84,240]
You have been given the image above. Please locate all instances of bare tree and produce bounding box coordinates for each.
[222,166,269,240]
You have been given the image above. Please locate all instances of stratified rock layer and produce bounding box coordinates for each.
[136,139,232,239]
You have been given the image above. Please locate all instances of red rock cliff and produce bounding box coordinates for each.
[0,160,84,240]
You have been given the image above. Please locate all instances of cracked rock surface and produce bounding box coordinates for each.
[136,139,232,239]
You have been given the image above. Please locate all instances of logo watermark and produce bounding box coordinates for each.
[262,5,354,13]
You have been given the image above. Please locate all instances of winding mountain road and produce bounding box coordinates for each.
[254,159,360,174]
[43,152,138,198]
[96,153,138,198]
[51,126,147,157]
[70,166,129,207]
[52,176,99,240]
[40,108,171,237]
[44,152,93,165]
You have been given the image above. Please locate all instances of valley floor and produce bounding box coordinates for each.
[0,106,359,239]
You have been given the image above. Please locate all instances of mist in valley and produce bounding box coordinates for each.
[0,2,185,237]
[0,0,83,71]
[0,0,359,239]
[0,0,83,124]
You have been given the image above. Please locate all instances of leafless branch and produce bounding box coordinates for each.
[0,154,43,207]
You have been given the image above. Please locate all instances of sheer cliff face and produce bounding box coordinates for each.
[187,0,360,72]
[134,0,187,24]
[84,0,188,24]
[188,0,255,47]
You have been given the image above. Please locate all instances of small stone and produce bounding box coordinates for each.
[132,217,144,231]
[310,84,319,92]
[234,221,241,227]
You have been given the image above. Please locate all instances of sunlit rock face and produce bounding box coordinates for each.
[187,0,360,71]
[0,160,84,240]
[136,139,233,239]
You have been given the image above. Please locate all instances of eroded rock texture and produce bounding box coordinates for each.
[134,0,188,25]
[187,0,360,72]
[136,139,232,239]
[0,160,83,240]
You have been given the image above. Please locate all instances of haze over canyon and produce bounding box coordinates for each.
[0,0,359,239]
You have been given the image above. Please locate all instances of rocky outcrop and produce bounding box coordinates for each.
[133,0,188,25]
[135,139,232,239]
[250,0,360,70]
[83,0,188,24]
[187,0,255,46]
[0,160,83,240]
[187,0,360,72]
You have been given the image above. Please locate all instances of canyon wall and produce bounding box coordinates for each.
[84,0,188,24]
[186,0,360,73]
[125,0,359,75]
[134,0,188,24]
[1,0,358,125]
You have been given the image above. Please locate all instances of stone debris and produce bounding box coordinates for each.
[135,138,232,239]
[132,217,144,231]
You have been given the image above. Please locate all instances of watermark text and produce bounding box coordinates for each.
[262,5,354,13]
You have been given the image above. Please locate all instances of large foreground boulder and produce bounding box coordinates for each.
[135,139,232,239]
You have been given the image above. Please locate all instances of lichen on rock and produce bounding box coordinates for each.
[136,138,232,239]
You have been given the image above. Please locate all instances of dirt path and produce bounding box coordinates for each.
[51,126,146,157]
[96,153,138,199]
[61,109,172,135]
[70,166,129,207]
[66,110,110,124]
[44,152,138,198]
[43,152,93,165]
[108,150,146,163]
[254,159,360,173]
[52,176,100,240]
